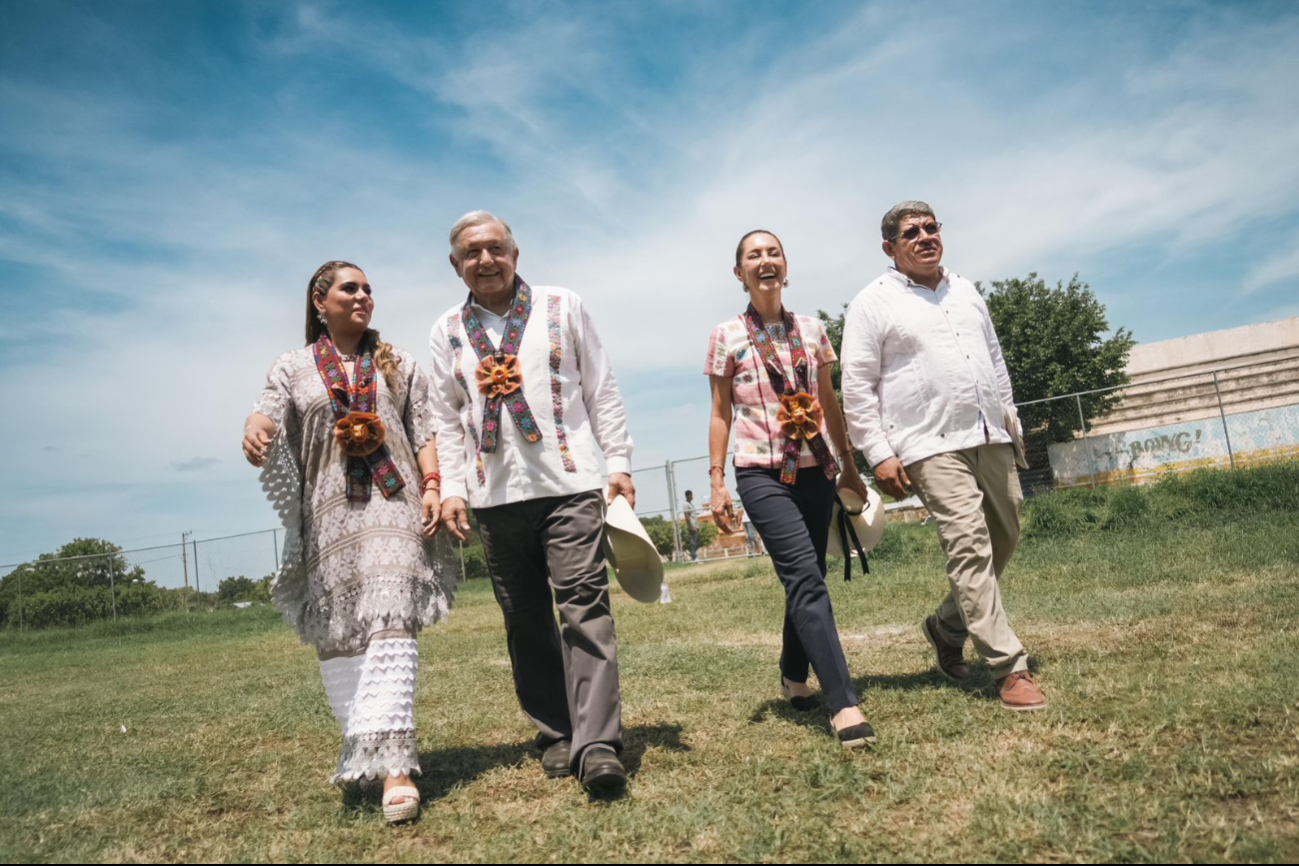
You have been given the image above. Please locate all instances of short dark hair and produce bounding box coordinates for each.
[685,489,693,498]
[735,229,784,265]
[881,201,936,240]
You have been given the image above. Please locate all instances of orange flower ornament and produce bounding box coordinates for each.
[334,412,387,457]
[475,354,523,399]
[778,392,824,441]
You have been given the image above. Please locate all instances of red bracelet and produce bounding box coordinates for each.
[422,472,442,494]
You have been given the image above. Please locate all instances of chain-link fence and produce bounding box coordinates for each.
[641,355,1299,561]
[6,358,1295,629]
[0,529,288,631]
[1019,356,1299,491]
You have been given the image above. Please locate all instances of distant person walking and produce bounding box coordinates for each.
[705,229,877,748]
[840,201,1044,711]
[683,490,700,563]
[243,261,455,823]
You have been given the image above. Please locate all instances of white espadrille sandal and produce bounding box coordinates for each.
[382,785,420,824]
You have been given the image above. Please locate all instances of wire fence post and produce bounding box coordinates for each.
[665,461,682,563]
[1212,370,1236,470]
[108,555,118,622]
[272,529,279,566]
[17,567,23,631]
[192,540,200,594]
[1076,393,1098,489]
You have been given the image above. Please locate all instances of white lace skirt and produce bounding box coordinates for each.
[319,637,420,784]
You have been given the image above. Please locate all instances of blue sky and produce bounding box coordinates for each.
[3,0,1298,569]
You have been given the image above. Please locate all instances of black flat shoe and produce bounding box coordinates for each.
[781,677,818,712]
[833,720,877,749]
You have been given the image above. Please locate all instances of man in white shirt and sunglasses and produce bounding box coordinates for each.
[840,201,1045,712]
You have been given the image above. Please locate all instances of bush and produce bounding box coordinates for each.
[217,576,260,605]
[460,545,490,580]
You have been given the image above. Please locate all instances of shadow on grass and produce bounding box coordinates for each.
[746,658,1045,732]
[340,722,691,813]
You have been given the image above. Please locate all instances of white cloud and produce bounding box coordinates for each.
[4,1,1299,558]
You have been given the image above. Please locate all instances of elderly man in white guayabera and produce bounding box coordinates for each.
[429,211,637,795]
[840,201,1046,712]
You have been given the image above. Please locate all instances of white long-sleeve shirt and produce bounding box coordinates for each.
[429,285,633,508]
[841,266,1019,469]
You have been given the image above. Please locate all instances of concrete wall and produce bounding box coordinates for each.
[1126,317,1299,377]
[1049,403,1299,487]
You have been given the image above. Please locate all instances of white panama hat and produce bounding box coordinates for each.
[827,486,885,562]
[603,495,665,603]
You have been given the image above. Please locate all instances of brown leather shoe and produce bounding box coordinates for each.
[923,616,970,681]
[996,671,1046,712]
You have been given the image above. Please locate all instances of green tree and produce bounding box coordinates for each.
[0,538,158,629]
[982,273,1135,442]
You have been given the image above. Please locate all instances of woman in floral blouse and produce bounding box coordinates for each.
[705,231,876,749]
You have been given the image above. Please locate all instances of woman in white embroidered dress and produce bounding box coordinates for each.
[242,261,455,823]
[705,231,877,749]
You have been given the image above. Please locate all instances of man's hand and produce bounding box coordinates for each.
[440,496,471,542]
[606,472,635,509]
[873,456,912,500]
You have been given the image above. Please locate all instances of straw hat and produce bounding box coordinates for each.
[826,486,885,559]
[603,495,665,603]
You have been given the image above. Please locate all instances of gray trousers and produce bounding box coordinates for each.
[475,489,622,770]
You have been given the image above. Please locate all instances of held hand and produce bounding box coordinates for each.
[710,485,737,533]
[606,472,635,509]
[421,489,441,538]
[837,461,871,503]
[242,425,274,467]
[873,456,912,501]
[440,497,471,543]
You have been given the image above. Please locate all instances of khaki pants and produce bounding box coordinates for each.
[907,443,1028,679]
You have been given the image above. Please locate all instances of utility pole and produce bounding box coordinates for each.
[181,531,192,589]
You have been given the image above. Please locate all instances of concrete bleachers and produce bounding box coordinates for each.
[1086,319,1299,436]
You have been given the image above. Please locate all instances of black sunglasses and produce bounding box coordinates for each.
[892,221,942,242]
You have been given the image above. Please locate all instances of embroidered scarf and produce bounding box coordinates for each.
[460,276,543,452]
[742,305,840,484]
[312,334,405,502]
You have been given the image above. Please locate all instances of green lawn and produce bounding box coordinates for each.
[2,476,1298,862]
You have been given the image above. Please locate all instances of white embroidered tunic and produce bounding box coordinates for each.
[254,346,456,655]
[429,286,634,509]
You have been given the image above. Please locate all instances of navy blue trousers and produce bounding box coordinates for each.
[736,466,859,713]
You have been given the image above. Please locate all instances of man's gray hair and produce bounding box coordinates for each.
[449,210,516,259]
[881,201,936,241]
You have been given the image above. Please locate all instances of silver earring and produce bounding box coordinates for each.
[783,278,790,289]
[317,311,327,325]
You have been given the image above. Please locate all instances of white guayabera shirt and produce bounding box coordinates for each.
[429,285,634,509]
[841,266,1021,469]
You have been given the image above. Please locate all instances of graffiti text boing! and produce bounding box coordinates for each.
[1130,428,1204,460]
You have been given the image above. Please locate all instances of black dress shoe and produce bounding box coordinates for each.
[541,739,572,779]
[781,677,818,712]
[579,746,627,796]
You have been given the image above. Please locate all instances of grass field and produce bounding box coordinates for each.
[2,469,1298,863]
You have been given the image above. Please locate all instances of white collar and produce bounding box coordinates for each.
[887,264,949,292]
